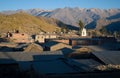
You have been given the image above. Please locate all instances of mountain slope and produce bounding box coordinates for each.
[105,21,120,32]
[1,7,120,31]
[86,18,120,33]
[0,12,61,34]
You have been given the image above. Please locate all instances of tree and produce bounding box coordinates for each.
[99,27,107,36]
[61,25,69,33]
[92,30,97,36]
[78,20,84,35]
[61,25,66,33]
[113,31,119,38]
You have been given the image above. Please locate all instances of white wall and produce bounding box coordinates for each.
[81,28,87,36]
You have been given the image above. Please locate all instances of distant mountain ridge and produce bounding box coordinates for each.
[1,7,120,31]
[1,9,52,16]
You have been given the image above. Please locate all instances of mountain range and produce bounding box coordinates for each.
[1,7,120,32]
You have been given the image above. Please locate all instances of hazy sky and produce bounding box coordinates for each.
[0,0,120,11]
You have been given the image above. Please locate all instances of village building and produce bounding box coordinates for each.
[7,32,33,43]
[0,42,18,48]
[35,33,58,43]
[45,38,70,45]
[69,36,117,46]
[43,41,72,51]
[81,28,87,36]
[69,38,99,46]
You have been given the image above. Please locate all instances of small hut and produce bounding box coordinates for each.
[24,43,43,52]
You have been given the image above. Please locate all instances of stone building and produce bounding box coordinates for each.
[7,32,33,43]
[35,34,58,43]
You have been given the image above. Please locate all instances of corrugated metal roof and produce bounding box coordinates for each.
[0,52,33,62]
[92,51,120,65]
[73,59,101,67]
[33,60,78,74]
[0,51,64,63]
[33,58,88,74]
